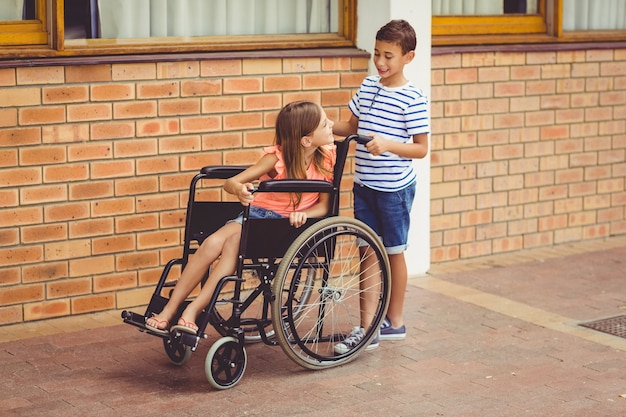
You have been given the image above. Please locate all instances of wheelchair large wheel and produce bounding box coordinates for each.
[271,217,390,370]
[205,337,247,390]
[163,337,192,366]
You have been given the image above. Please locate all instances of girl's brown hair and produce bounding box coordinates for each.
[275,100,332,208]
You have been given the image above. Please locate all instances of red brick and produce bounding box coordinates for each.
[223,112,263,131]
[44,202,89,222]
[91,83,135,101]
[19,106,66,125]
[23,299,70,321]
[22,261,68,283]
[69,218,113,238]
[264,75,301,92]
[0,206,42,227]
[93,271,137,293]
[70,255,115,277]
[112,63,157,81]
[67,103,112,122]
[69,181,114,200]
[181,79,222,96]
[0,108,17,127]
[92,234,135,255]
[67,143,112,161]
[0,283,44,305]
[91,121,135,140]
[137,229,180,250]
[157,61,200,79]
[71,293,115,314]
[47,277,91,299]
[0,225,19,246]
[20,185,67,205]
[114,177,158,196]
[200,60,241,77]
[113,101,157,119]
[90,160,134,178]
[114,139,157,158]
[0,167,41,187]
[180,115,221,134]
[65,64,112,83]
[137,81,179,99]
[223,77,263,94]
[159,98,201,116]
[42,86,89,104]
[136,118,180,137]
[91,197,135,217]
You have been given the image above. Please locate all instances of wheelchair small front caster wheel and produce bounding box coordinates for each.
[163,337,192,366]
[205,336,247,389]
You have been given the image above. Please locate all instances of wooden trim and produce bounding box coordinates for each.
[433,40,626,55]
[0,47,370,69]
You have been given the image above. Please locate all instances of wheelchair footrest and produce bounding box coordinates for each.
[121,310,147,329]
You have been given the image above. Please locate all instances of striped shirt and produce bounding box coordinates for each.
[349,75,429,192]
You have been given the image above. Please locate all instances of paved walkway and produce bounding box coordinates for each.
[2,236,626,416]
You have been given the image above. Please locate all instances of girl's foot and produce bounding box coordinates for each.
[145,314,170,335]
[171,317,199,335]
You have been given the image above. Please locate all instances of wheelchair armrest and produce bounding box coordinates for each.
[257,179,334,193]
[200,165,249,179]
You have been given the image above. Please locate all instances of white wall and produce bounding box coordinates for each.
[357,0,432,276]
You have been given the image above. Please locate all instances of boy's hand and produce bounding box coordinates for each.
[236,183,254,206]
[365,134,389,156]
[289,211,308,228]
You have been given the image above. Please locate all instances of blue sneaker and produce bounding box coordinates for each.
[333,326,379,354]
[379,317,406,340]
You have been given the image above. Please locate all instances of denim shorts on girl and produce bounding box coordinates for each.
[353,182,416,255]
[228,206,284,225]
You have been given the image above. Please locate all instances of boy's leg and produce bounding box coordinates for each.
[385,252,407,328]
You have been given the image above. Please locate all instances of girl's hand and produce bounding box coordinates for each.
[236,183,254,206]
[289,211,308,228]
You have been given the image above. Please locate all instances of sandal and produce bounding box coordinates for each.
[145,314,170,336]
[171,317,199,335]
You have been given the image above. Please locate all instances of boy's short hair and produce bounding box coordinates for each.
[376,19,416,55]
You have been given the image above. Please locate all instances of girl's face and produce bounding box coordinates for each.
[307,109,334,147]
[373,40,414,87]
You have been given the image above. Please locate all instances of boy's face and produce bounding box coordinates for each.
[373,40,415,87]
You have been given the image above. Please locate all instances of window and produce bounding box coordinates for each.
[0,0,355,57]
[0,0,47,47]
[433,0,626,45]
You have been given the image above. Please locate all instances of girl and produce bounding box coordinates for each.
[146,100,336,335]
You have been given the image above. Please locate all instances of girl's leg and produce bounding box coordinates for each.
[146,222,241,330]
[177,232,241,327]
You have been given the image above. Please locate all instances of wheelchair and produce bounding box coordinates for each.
[122,134,391,389]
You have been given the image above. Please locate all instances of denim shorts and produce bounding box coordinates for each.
[353,182,416,255]
[228,206,284,224]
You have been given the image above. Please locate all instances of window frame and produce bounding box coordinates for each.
[0,0,48,47]
[432,0,626,46]
[0,0,357,58]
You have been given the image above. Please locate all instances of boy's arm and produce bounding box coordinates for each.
[332,114,359,138]
[365,133,429,159]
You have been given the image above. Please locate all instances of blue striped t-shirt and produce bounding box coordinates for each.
[349,75,429,192]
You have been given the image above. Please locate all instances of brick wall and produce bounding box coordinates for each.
[430,48,626,263]
[0,55,369,325]
[2,46,625,325]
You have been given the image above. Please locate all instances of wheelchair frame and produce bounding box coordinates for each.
[122,134,391,389]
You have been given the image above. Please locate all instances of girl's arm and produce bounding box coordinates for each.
[224,153,279,205]
[289,192,331,228]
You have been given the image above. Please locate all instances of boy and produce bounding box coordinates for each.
[333,19,429,353]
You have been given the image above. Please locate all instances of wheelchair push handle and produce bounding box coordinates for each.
[347,134,373,145]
